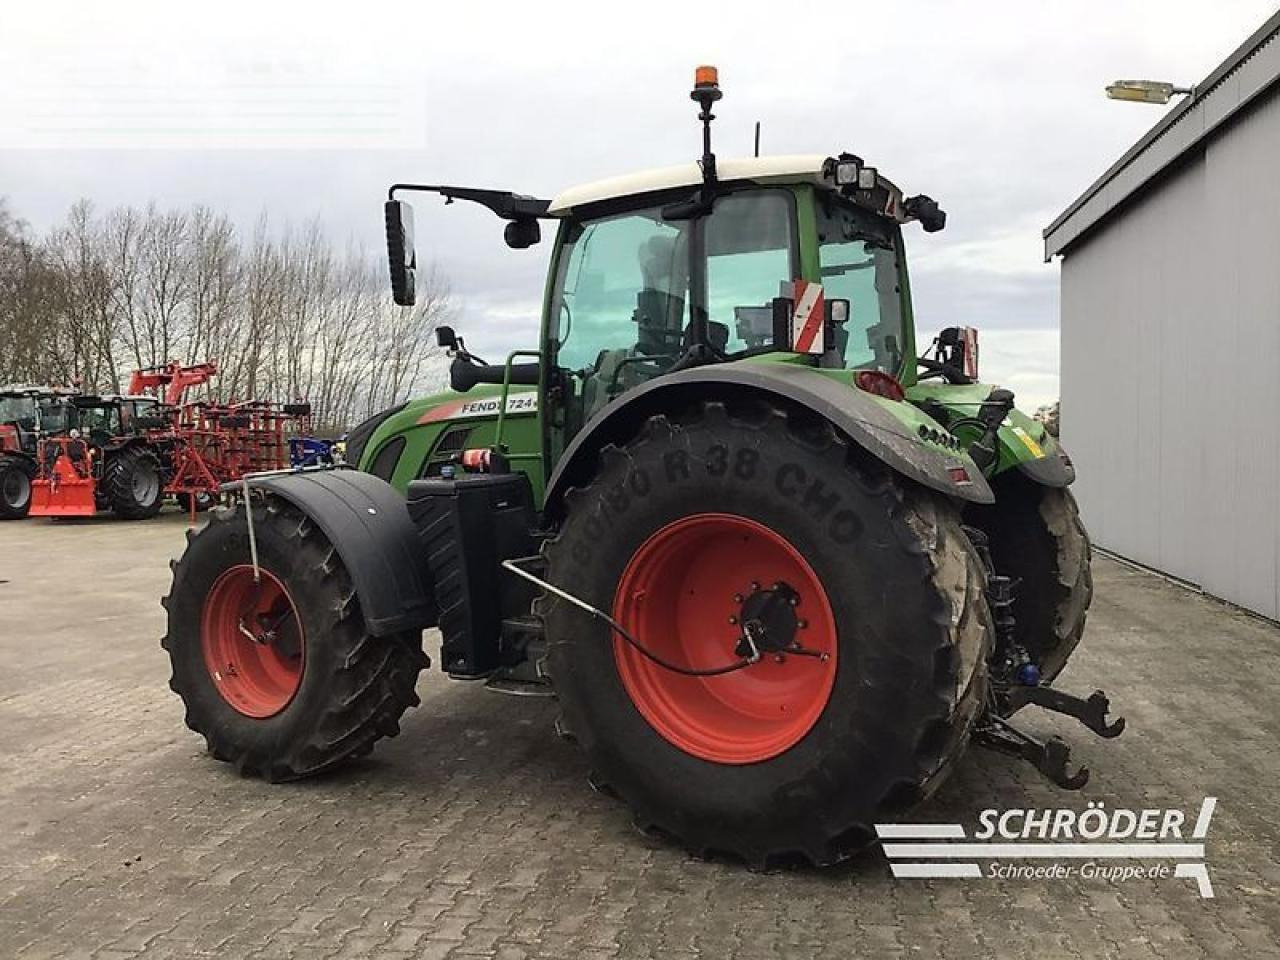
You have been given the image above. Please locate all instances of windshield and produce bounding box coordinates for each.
[75,403,122,439]
[0,396,36,429]
[816,197,905,372]
[37,399,72,433]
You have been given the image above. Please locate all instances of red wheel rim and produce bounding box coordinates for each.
[613,513,838,764]
[201,565,305,718]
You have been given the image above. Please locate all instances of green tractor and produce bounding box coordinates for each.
[162,68,1120,866]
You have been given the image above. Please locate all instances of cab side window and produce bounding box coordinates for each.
[816,200,904,371]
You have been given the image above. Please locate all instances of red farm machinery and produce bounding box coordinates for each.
[30,362,316,520]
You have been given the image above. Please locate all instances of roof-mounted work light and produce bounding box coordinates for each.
[829,153,877,191]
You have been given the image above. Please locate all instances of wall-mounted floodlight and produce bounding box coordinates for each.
[1105,80,1194,104]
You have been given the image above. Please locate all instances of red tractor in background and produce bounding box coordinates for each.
[1,385,77,519]
[30,361,316,520]
[33,392,173,518]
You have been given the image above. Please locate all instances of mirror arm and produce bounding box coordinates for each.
[387,183,552,221]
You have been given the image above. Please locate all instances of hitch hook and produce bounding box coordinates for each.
[1005,686,1126,739]
[976,716,1091,790]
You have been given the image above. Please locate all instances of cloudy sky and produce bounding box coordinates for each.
[2,0,1276,410]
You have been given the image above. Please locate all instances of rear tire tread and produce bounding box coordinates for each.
[538,398,991,867]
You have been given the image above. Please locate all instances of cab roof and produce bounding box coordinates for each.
[71,394,158,405]
[0,384,76,398]
[547,154,885,216]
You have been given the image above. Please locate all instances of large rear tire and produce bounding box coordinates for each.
[0,453,35,520]
[162,497,428,780]
[539,401,992,866]
[966,474,1092,682]
[103,447,164,520]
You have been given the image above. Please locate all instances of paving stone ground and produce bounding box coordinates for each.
[2,510,1279,959]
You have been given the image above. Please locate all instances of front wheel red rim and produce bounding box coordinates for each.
[201,565,305,718]
[613,513,838,764]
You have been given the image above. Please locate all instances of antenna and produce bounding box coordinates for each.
[753,121,760,157]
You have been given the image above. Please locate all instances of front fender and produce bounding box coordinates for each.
[544,364,994,515]
[242,468,436,636]
[905,382,1076,488]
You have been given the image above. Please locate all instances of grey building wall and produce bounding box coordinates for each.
[1060,87,1280,620]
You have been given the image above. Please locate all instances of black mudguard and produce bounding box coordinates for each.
[544,364,994,515]
[244,469,436,636]
[1016,444,1076,487]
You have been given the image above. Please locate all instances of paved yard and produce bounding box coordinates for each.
[2,511,1278,959]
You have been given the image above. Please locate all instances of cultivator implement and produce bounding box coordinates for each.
[25,362,320,519]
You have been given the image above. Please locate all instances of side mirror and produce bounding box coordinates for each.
[435,325,458,351]
[504,217,541,249]
[384,200,417,306]
[905,194,947,233]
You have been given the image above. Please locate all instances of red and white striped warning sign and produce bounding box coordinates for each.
[791,280,826,354]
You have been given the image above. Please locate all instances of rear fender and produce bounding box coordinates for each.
[543,364,994,516]
[243,469,436,636]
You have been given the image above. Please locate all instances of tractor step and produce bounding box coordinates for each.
[484,676,556,698]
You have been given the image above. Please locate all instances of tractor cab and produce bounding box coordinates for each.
[380,66,976,487]
[58,395,164,446]
[0,389,42,455]
[541,156,918,432]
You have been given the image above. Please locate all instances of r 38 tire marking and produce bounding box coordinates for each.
[572,442,865,565]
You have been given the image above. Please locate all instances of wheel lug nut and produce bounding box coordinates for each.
[733,593,743,603]
[789,596,799,606]
[774,654,786,664]
[798,619,808,629]
[728,616,738,625]
[750,581,760,591]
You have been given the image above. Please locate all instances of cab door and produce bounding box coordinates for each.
[542,188,798,465]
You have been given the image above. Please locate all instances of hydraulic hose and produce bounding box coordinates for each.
[501,558,755,677]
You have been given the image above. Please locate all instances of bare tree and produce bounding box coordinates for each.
[45,201,121,391]
[2,198,452,431]
[0,201,60,384]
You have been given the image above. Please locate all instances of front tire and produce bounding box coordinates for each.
[540,401,992,866]
[0,453,35,519]
[162,497,428,780]
[966,475,1092,682]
